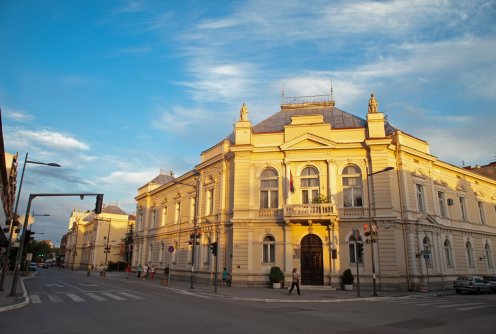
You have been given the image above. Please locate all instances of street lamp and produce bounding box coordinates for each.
[171,171,200,289]
[366,166,394,297]
[0,153,60,292]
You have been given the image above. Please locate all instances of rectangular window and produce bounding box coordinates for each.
[416,184,425,212]
[438,191,446,218]
[151,210,156,229]
[343,188,362,207]
[190,197,196,223]
[175,202,181,224]
[459,197,467,221]
[206,189,214,216]
[162,207,167,226]
[478,201,485,225]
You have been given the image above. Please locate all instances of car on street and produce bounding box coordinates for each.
[483,275,496,292]
[454,275,491,294]
[28,262,37,271]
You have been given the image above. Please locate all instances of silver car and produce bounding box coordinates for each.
[453,275,491,294]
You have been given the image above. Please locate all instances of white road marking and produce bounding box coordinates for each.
[79,284,99,287]
[46,284,64,288]
[457,305,490,311]
[30,295,41,304]
[85,293,106,301]
[118,292,144,299]
[101,292,126,301]
[437,302,486,308]
[47,294,63,303]
[66,293,85,302]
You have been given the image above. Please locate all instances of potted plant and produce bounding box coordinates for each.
[269,266,284,289]
[342,269,354,291]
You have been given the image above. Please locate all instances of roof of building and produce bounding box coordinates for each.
[148,172,175,185]
[463,161,496,180]
[102,204,127,215]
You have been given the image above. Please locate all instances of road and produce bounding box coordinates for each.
[1,269,495,334]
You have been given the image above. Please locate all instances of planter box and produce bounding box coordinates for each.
[272,282,281,289]
[344,284,354,291]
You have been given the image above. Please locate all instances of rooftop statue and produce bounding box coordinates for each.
[240,102,249,121]
[368,93,378,113]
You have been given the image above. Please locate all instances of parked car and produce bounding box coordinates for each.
[28,262,37,271]
[453,275,491,294]
[483,275,496,292]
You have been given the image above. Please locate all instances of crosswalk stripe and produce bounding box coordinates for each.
[66,293,85,302]
[85,293,106,301]
[457,305,490,311]
[30,295,41,304]
[118,292,144,300]
[47,294,63,303]
[415,301,453,306]
[437,302,486,308]
[101,292,126,301]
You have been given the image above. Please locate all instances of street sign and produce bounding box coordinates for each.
[168,245,174,253]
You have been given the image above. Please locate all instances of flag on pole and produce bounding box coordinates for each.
[290,171,294,193]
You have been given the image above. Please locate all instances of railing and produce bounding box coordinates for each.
[258,208,283,218]
[284,203,335,217]
[339,207,366,218]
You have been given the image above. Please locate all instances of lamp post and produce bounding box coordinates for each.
[103,219,112,266]
[171,170,200,289]
[0,153,60,292]
[22,212,49,270]
[366,166,394,297]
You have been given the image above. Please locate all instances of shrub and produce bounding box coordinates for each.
[342,269,354,285]
[269,266,284,283]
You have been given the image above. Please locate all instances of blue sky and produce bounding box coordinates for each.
[1,0,495,246]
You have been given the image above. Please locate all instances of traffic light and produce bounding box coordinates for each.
[23,230,34,247]
[210,242,218,256]
[363,223,370,237]
[95,194,104,214]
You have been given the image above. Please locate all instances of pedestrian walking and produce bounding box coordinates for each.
[125,263,131,279]
[99,263,105,277]
[288,268,300,295]
[222,267,229,287]
[150,265,155,280]
[137,264,142,278]
[87,264,91,276]
[143,264,149,280]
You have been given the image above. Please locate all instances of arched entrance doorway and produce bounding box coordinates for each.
[300,234,323,285]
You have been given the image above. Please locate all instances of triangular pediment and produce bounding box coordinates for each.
[280,133,337,151]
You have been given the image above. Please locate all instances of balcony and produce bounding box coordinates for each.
[284,203,336,221]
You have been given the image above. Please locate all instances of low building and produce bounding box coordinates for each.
[63,205,134,270]
[134,94,496,291]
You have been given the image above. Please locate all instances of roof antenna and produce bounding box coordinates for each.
[281,84,285,104]
[330,81,334,102]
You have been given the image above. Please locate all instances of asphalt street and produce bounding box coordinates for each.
[1,269,495,334]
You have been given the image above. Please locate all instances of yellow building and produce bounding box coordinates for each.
[64,205,134,270]
[134,94,496,291]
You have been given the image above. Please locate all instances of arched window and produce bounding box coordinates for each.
[260,169,278,208]
[349,235,363,264]
[485,243,493,268]
[466,241,474,267]
[262,235,275,263]
[444,239,453,266]
[342,165,363,207]
[301,166,319,204]
[423,237,432,265]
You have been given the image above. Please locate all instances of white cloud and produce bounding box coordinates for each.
[100,170,159,187]
[2,107,35,122]
[17,129,90,151]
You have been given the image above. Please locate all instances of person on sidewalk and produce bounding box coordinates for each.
[87,264,91,276]
[125,263,131,279]
[137,264,142,278]
[288,268,301,295]
[222,267,228,287]
[142,264,149,280]
[150,265,155,280]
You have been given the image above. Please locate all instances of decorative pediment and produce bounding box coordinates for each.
[280,133,337,151]
[203,175,215,186]
[418,213,441,225]
[173,192,181,200]
[434,179,448,187]
[161,198,168,205]
[412,168,427,179]
[474,190,485,197]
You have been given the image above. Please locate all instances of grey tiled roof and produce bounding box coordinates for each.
[149,173,175,185]
[102,205,127,215]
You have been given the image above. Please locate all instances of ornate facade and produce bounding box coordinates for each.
[134,94,496,291]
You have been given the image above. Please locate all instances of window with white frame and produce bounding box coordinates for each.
[466,241,474,267]
[138,212,144,231]
[301,166,319,204]
[348,235,363,264]
[478,201,485,225]
[206,189,214,216]
[151,209,156,229]
[262,235,275,263]
[190,197,196,224]
[174,202,181,224]
[342,165,362,207]
[260,168,279,208]
[162,206,167,226]
[437,191,446,218]
[416,183,425,212]
[444,239,453,266]
[423,237,432,265]
[160,242,165,264]
[485,243,493,268]
[459,197,467,221]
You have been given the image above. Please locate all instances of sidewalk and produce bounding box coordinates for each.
[0,271,32,313]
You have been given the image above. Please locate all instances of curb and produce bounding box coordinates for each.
[0,274,34,313]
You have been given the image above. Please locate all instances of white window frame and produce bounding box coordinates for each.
[301,166,320,205]
[444,239,453,267]
[478,201,485,225]
[162,206,168,226]
[416,183,425,212]
[342,165,363,207]
[174,202,181,224]
[348,235,363,264]
[459,197,467,222]
[262,235,275,263]
[260,168,279,209]
[466,241,474,267]
[437,191,446,218]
